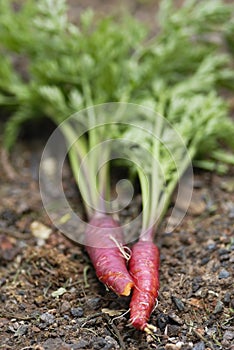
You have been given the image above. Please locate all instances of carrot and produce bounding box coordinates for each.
[129,240,160,332]
[85,213,134,296]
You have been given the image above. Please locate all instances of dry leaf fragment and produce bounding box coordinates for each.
[101,308,126,317]
[30,221,52,240]
[51,287,67,298]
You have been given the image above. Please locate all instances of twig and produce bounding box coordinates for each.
[19,346,44,350]
[0,148,17,180]
[0,227,32,240]
[80,312,103,328]
[193,329,214,350]
[103,313,126,350]
[80,327,99,336]
[83,265,90,288]
[0,310,37,321]
[0,345,12,349]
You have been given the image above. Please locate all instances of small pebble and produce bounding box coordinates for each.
[17,290,26,296]
[34,295,44,305]
[200,257,210,265]
[31,326,40,333]
[171,296,185,311]
[0,278,6,287]
[223,330,234,341]
[166,324,181,337]
[192,277,203,293]
[192,341,205,350]
[168,312,184,325]
[87,297,100,310]
[219,254,230,262]
[157,313,169,331]
[70,307,84,317]
[0,294,6,302]
[206,243,216,251]
[40,312,55,325]
[96,337,107,346]
[175,342,184,350]
[38,323,47,329]
[223,292,231,305]
[60,301,71,314]
[213,300,224,314]
[42,337,70,350]
[0,209,18,225]
[19,303,26,310]
[103,335,119,350]
[72,339,89,349]
[228,205,234,218]
[218,248,230,256]
[17,325,28,336]
[218,269,230,279]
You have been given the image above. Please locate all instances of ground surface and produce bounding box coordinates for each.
[0,1,234,350]
[0,137,233,350]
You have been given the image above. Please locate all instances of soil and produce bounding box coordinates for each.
[0,1,234,350]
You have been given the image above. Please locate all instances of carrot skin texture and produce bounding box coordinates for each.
[129,241,160,331]
[85,214,134,296]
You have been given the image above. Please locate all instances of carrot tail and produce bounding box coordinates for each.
[85,214,134,296]
[129,240,160,331]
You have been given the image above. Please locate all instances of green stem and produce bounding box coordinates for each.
[61,123,95,218]
[211,149,234,165]
[81,78,98,149]
[140,127,196,241]
[156,143,196,230]
[97,147,110,213]
[81,78,100,210]
[193,159,228,174]
[67,145,93,218]
[149,112,163,230]
[137,166,150,233]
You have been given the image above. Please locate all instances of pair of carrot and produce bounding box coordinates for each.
[85,213,160,333]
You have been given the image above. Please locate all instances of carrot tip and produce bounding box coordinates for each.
[121,281,134,296]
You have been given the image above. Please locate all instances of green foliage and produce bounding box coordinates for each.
[0,0,233,147]
[0,0,234,225]
[0,0,147,146]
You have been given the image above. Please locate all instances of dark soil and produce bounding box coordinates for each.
[0,140,233,350]
[0,1,234,350]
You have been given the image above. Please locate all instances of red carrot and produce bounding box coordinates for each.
[129,240,160,332]
[85,213,134,296]
[60,122,134,297]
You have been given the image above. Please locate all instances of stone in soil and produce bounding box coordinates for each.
[192,341,205,350]
[40,312,55,325]
[70,307,84,317]
[171,296,185,311]
[218,269,230,279]
[60,301,71,313]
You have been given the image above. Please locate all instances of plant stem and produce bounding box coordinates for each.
[149,111,163,230]
[137,166,150,234]
[61,123,95,218]
[97,146,110,213]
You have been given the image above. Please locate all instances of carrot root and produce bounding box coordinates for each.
[85,214,134,296]
[129,240,160,331]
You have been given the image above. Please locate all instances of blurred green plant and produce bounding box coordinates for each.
[0,0,233,172]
